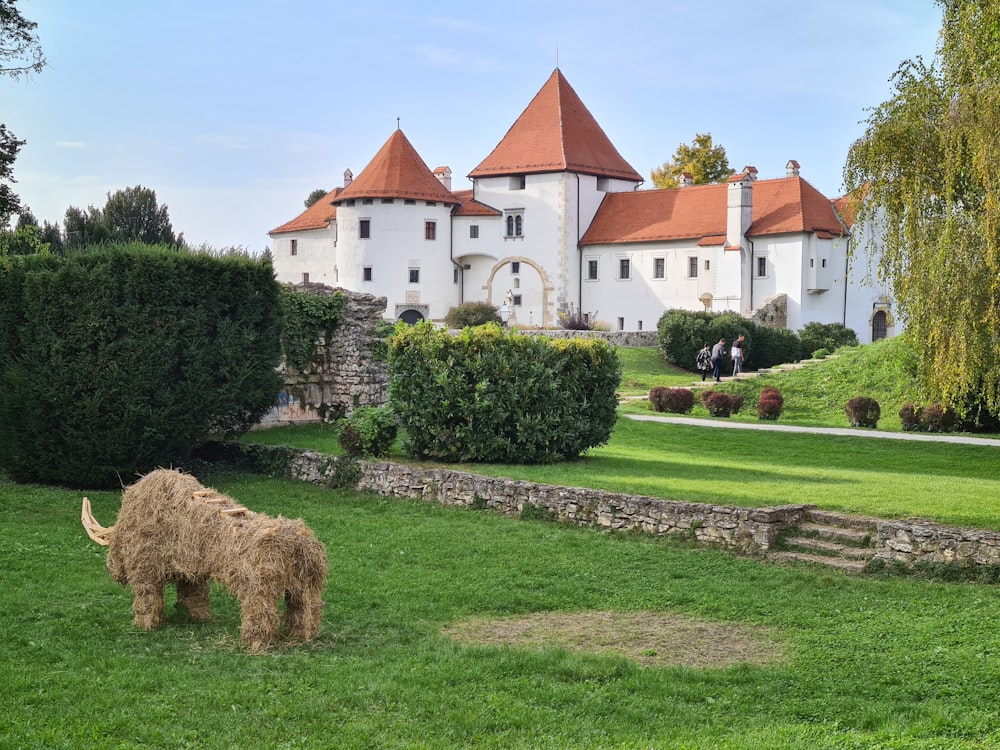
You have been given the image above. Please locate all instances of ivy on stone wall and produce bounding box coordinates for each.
[279,285,345,371]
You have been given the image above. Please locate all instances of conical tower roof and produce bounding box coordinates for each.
[334,129,459,205]
[469,69,642,182]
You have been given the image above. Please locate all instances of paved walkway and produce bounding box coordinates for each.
[626,413,1000,447]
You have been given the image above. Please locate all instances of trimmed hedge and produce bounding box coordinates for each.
[0,245,283,487]
[388,322,620,463]
[649,387,694,414]
[845,396,881,428]
[657,308,801,372]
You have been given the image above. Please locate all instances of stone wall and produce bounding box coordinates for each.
[285,449,806,553]
[875,518,1000,567]
[261,285,389,426]
[275,448,1000,569]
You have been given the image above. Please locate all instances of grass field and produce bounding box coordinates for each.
[5,473,1000,749]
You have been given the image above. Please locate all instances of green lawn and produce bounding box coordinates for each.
[4,473,1000,749]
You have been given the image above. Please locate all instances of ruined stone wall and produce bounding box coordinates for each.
[261,285,389,426]
[875,518,1000,567]
[749,293,788,329]
[285,450,806,553]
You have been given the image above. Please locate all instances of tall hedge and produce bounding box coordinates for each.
[657,308,801,371]
[388,323,621,463]
[0,245,283,487]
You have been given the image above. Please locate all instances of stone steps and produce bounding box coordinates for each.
[769,509,877,572]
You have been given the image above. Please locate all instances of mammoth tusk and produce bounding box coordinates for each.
[81,497,114,546]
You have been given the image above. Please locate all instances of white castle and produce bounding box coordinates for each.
[270,69,895,343]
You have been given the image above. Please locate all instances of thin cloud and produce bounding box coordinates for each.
[415,45,507,73]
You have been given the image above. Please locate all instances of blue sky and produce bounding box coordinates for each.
[6,1,941,251]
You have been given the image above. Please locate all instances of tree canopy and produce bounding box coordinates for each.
[64,185,179,248]
[0,0,45,225]
[844,0,1000,416]
[650,133,734,189]
[304,188,328,209]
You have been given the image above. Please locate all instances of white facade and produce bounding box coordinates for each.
[270,71,896,344]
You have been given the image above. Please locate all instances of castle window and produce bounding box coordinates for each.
[757,256,767,277]
[404,199,416,205]
[362,198,374,205]
[425,221,436,241]
[409,268,420,283]
[504,210,524,238]
[301,272,309,283]
[587,259,598,280]
[382,198,394,204]
[619,258,631,280]
[509,175,526,190]
[512,294,522,306]
[363,266,373,282]
[688,257,698,278]
[470,225,479,239]
[360,219,371,239]
[511,261,520,274]
[290,239,298,256]
[653,257,664,279]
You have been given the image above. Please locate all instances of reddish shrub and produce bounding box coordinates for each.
[649,386,670,412]
[845,396,880,428]
[661,387,695,414]
[921,402,956,432]
[705,392,733,418]
[899,402,921,431]
[728,394,745,415]
[698,388,714,407]
[757,387,784,421]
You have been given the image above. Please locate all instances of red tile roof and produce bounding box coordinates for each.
[334,129,460,205]
[469,69,642,182]
[451,189,502,217]
[580,176,847,246]
[269,187,341,235]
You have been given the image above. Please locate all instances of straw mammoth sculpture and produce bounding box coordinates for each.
[82,469,327,652]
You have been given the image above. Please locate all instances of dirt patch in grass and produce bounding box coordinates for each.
[442,610,782,669]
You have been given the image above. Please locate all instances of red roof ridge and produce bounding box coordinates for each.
[469,69,642,182]
[269,187,341,235]
[334,130,459,205]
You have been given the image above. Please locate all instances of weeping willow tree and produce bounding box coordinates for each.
[844,0,1000,418]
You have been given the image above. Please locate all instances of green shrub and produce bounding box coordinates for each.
[657,308,802,372]
[0,245,283,487]
[811,347,831,359]
[388,322,620,463]
[338,405,397,457]
[845,396,881,428]
[649,387,694,414]
[798,322,858,359]
[444,302,501,329]
[757,387,784,420]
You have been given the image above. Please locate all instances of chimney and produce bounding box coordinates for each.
[740,165,758,182]
[433,166,452,192]
[343,168,353,187]
[679,172,693,188]
[726,172,753,250]
[786,159,800,177]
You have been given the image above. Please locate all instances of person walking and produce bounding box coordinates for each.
[696,343,712,382]
[731,334,746,376]
[710,338,727,382]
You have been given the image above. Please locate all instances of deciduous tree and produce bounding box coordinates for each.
[0,0,45,225]
[650,133,734,189]
[844,0,1000,416]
